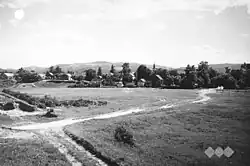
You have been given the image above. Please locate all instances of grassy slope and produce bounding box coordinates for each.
[0,138,71,166]
[65,90,250,166]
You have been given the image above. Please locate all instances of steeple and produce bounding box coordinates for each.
[153,62,156,71]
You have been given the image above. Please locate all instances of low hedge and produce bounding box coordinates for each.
[3,102,15,111]
[60,99,107,107]
[2,89,61,108]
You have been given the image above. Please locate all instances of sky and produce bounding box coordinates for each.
[0,0,250,69]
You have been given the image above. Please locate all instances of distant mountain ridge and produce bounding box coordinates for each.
[1,61,243,74]
[24,61,170,74]
[176,63,242,73]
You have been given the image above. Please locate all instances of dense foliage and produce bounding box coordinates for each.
[1,61,249,89]
[14,68,41,83]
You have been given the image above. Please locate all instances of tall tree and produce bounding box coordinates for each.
[85,69,96,81]
[48,66,54,73]
[97,67,102,76]
[136,65,152,81]
[122,63,131,75]
[110,64,115,73]
[181,64,198,89]
[197,61,211,87]
[169,69,178,76]
[54,66,62,74]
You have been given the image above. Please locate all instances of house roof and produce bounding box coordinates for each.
[66,73,72,77]
[155,74,163,80]
[129,73,135,77]
[4,73,14,77]
[39,74,45,76]
[139,78,146,82]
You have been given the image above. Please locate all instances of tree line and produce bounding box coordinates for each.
[3,61,250,89]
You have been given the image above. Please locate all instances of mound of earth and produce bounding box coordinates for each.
[14,83,36,88]
[41,109,58,118]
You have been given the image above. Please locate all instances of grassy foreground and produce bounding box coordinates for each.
[65,90,250,166]
[0,138,71,166]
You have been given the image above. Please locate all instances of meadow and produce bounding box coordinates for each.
[1,87,250,166]
[64,90,250,166]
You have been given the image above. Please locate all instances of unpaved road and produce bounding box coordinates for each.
[0,89,215,166]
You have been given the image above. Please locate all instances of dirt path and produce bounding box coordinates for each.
[1,89,215,166]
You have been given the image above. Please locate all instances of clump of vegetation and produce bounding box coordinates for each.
[17,101,36,112]
[60,99,107,107]
[41,108,58,118]
[114,126,135,146]
[2,89,107,109]
[2,89,61,108]
[39,95,61,107]
[0,79,16,88]
[3,102,15,110]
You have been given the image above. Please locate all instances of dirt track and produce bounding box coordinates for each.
[0,89,213,166]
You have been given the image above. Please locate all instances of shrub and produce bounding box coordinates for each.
[17,102,36,112]
[3,102,15,111]
[114,126,135,146]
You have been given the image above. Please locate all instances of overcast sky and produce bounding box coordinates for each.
[0,0,250,69]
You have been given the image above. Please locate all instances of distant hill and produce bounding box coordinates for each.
[23,61,170,74]
[1,62,244,74]
[176,63,242,73]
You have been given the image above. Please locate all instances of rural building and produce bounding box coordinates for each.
[151,74,163,88]
[116,81,124,87]
[137,78,146,87]
[46,72,54,79]
[129,72,136,80]
[0,73,14,80]
[38,74,46,80]
[124,82,136,87]
[57,73,72,80]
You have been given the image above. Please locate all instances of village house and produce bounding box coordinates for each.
[116,81,124,88]
[137,78,146,87]
[38,73,46,80]
[0,73,14,80]
[57,73,72,80]
[45,72,55,79]
[151,74,164,88]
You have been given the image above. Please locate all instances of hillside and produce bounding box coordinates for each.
[1,62,243,74]
[24,61,169,74]
[176,63,242,73]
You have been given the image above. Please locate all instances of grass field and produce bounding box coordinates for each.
[65,90,250,166]
[10,88,199,119]
[0,136,71,166]
[1,87,250,166]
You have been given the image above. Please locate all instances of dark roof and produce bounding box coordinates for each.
[155,74,163,80]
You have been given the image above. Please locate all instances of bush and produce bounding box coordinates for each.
[114,126,135,146]
[3,102,15,111]
[2,89,61,108]
[17,102,36,112]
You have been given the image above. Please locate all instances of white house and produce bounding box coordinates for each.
[66,74,73,81]
[38,74,46,80]
[116,81,124,87]
[137,78,146,87]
